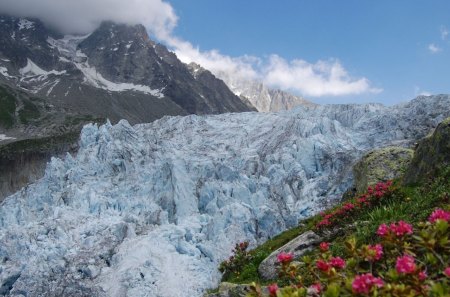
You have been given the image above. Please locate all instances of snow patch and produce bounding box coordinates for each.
[18,19,34,30]
[0,66,13,78]
[0,134,15,141]
[20,58,66,77]
[74,59,165,97]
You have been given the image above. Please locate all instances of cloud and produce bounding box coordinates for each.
[441,26,449,40]
[428,43,442,54]
[0,0,380,98]
[0,0,177,36]
[168,37,381,97]
[262,55,382,97]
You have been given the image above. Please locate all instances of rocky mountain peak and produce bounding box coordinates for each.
[0,15,253,129]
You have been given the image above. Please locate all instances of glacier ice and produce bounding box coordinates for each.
[0,95,450,296]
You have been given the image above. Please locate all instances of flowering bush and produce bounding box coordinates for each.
[249,207,450,296]
[218,241,251,278]
[316,181,393,230]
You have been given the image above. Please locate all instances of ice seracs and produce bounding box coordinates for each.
[0,95,449,296]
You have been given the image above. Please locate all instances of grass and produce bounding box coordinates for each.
[0,86,17,128]
[221,166,450,285]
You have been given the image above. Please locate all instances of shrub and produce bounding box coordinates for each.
[249,208,450,296]
[219,242,252,278]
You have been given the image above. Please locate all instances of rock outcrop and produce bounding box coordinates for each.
[403,117,450,184]
[353,146,414,193]
[258,231,320,280]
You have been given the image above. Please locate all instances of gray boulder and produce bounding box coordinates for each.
[258,231,320,281]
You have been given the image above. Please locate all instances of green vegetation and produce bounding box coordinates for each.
[0,86,17,128]
[63,114,105,127]
[220,167,450,287]
[0,132,80,159]
[19,99,40,124]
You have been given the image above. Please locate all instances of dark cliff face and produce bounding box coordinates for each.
[0,16,253,125]
[403,117,450,185]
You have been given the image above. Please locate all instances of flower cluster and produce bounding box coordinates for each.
[316,181,393,230]
[429,208,450,223]
[364,244,383,262]
[250,208,450,297]
[218,241,251,278]
[352,273,384,294]
[376,220,413,237]
[395,254,416,274]
[277,252,294,264]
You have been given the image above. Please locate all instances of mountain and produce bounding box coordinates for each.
[0,16,254,200]
[0,95,449,296]
[0,16,253,127]
[214,69,314,112]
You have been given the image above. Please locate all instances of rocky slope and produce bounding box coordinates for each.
[0,16,253,125]
[403,117,450,184]
[0,95,449,296]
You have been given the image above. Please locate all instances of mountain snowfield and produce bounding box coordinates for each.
[1,95,450,296]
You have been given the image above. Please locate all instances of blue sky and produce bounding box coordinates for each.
[167,0,450,105]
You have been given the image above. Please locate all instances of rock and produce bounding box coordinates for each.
[353,146,414,193]
[204,282,252,297]
[258,231,320,280]
[403,117,450,184]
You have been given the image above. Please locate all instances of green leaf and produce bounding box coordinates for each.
[435,220,449,233]
[323,283,341,297]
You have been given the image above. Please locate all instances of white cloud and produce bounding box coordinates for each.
[262,55,382,97]
[428,43,442,54]
[441,26,449,40]
[167,37,381,97]
[0,0,380,98]
[0,0,177,36]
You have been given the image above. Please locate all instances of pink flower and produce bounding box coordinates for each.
[316,259,331,272]
[444,267,450,278]
[374,190,384,198]
[319,242,330,252]
[267,283,278,297]
[343,203,355,211]
[377,224,389,237]
[429,208,450,223]
[390,221,413,237]
[396,254,416,274]
[276,252,293,264]
[309,283,321,294]
[329,257,346,269]
[418,271,427,281]
[366,244,383,262]
[317,218,331,228]
[352,273,384,294]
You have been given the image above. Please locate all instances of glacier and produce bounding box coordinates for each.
[1,95,450,296]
